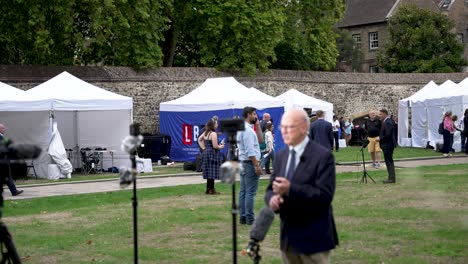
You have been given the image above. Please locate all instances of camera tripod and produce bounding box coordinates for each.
[359,146,375,184]
[0,221,21,264]
[1,178,21,264]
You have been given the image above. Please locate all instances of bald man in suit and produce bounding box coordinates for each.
[265,109,338,264]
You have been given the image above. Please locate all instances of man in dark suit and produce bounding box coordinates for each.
[265,109,338,263]
[376,109,397,184]
[309,110,334,151]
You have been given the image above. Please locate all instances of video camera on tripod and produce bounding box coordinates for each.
[218,118,245,264]
[0,139,41,201]
[0,139,41,264]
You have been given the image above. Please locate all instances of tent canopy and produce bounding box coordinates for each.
[398,79,467,148]
[160,77,285,161]
[27,71,132,111]
[160,77,283,111]
[397,80,439,146]
[276,89,334,122]
[26,72,133,177]
[399,80,439,106]
[0,81,52,111]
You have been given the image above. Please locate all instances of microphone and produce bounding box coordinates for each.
[241,206,275,262]
[300,155,306,163]
[250,206,275,242]
[0,142,42,159]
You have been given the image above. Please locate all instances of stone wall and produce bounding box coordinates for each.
[1,65,467,134]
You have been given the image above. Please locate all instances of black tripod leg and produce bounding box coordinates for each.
[366,172,376,183]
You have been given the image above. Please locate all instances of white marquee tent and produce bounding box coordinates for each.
[0,81,53,178]
[276,89,334,122]
[397,81,439,147]
[398,79,467,149]
[422,79,468,148]
[27,72,133,173]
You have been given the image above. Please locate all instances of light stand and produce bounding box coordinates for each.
[119,123,143,264]
[359,140,375,184]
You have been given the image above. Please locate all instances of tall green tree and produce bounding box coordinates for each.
[378,4,464,73]
[166,0,286,74]
[335,29,364,72]
[271,0,345,71]
[0,0,168,68]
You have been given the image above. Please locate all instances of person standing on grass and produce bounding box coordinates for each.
[260,122,274,174]
[441,111,454,157]
[237,107,262,225]
[331,115,340,152]
[463,109,468,155]
[265,108,338,263]
[363,110,382,169]
[309,110,334,151]
[197,118,224,195]
[344,117,353,146]
[459,111,466,152]
[376,109,397,184]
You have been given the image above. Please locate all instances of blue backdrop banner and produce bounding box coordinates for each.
[160,107,285,161]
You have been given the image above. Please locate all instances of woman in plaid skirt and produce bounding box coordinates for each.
[198,118,225,194]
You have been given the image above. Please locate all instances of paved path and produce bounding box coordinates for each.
[5,156,468,200]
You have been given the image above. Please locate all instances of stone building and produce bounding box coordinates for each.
[337,0,468,72]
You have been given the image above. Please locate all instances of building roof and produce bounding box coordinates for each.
[337,0,440,28]
[337,0,398,28]
[388,0,440,16]
[441,0,468,32]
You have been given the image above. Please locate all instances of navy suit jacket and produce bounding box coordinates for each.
[265,139,339,255]
[309,119,333,150]
[379,117,396,149]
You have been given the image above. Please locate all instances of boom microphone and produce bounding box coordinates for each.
[0,142,42,159]
[250,206,275,242]
[242,206,275,263]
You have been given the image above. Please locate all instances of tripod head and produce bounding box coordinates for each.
[359,139,370,151]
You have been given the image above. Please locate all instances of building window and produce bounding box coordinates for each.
[352,34,361,48]
[457,33,463,43]
[369,32,379,50]
[369,65,379,73]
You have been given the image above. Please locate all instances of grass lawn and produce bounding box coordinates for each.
[16,146,449,185]
[3,163,467,263]
[334,146,447,163]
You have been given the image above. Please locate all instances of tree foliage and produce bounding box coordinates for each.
[1,0,345,73]
[377,4,464,73]
[0,0,168,68]
[270,0,345,71]
[168,0,286,74]
[335,29,364,72]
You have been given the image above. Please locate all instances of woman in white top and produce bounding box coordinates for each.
[332,115,340,151]
[260,122,274,174]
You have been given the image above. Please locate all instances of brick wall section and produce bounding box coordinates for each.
[1,65,467,133]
